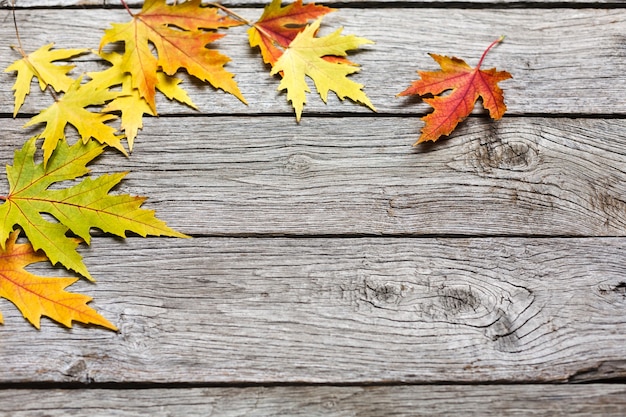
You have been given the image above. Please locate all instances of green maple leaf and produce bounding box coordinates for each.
[270,18,376,121]
[0,138,188,280]
[4,43,87,117]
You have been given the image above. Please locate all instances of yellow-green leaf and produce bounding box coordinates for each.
[4,43,87,116]
[270,19,376,121]
[24,77,125,165]
[0,230,116,330]
[0,138,188,280]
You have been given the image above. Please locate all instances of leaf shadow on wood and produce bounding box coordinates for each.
[410,136,451,154]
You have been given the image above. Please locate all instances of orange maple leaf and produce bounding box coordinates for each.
[0,230,116,330]
[249,0,336,66]
[99,0,245,112]
[399,37,512,144]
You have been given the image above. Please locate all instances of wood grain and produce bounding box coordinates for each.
[1,8,625,115]
[1,0,625,413]
[1,385,626,417]
[4,116,626,236]
[1,237,625,384]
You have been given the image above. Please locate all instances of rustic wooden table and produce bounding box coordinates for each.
[1,0,626,415]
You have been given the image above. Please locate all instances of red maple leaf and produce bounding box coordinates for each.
[399,37,512,144]
[248,0,335,66]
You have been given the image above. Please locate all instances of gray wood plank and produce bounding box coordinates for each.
[4,116,626,236]
[1,236,625,383]
[1,385,626,417]
[1,8,625,115]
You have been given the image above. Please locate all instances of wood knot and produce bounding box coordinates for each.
[437,285,480,314]
[367,281,405,305]
[598,281,626,299]
[467,134,539,175]
[360,278,406,308]
[283,154,315,177]
[62,359,91,382]
[590,182,626,231]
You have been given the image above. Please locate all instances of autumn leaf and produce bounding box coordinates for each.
[23,77,125,166]
[398,37,512,144]
[103,71,198,150]
[249,0,335,66]
[99,0,245,112]
[270,19,375,121]
[0,230,116,330]
[0,137,188,280]
[89,53,155,151]
[88,51,196,150]
[4,44,87,117]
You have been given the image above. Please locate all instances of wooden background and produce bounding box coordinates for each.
[1,0,626,415]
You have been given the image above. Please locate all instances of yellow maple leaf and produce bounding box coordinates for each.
[0,230,116,330]
[270,19,376,121]
[89,52,196,150]
[154,71,197,108]
[102,89,153,151]
[4,43,87,117]
[23,77,125,166]
[99,0,245,112]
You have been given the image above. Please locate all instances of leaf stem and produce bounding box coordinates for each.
[119,0,134,16]
[209,2,252,26]
[9,0,60,106]
[477,35,505,69]
[10,0,25,57]
[208,2,275,42]
[47,87,59,102]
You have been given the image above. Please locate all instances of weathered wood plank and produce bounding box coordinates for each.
[0,237,625,383]
[2,0,625,401]
[1,8,625,115]
[1,385,626,417]
[4,116,626,236]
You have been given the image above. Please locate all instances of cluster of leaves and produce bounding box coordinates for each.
[0,0,380,330]
[2,0,510,330]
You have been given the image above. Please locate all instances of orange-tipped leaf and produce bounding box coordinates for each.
[0,230,116,330]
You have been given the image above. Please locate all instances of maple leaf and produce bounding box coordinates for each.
[398,37,512,144]
[248,0,335,66]
[102,88,153,151]
[23,77,125,166]
[99,0,245,112]
[87,51,196,109]
[0,230,116,330]
[0,137,188,280]
[4,43,87,117]
[88,51,197,150]
[270,19,376,121]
